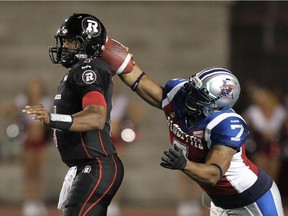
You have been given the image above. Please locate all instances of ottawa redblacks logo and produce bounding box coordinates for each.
[82,18,101,37]
[82,70,97,84]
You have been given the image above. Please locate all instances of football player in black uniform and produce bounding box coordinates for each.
[23,13,124,216]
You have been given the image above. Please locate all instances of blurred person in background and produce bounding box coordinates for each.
[242,85,287,182]
[22,13,128,216]
[243,84,288,207]
[108,81,145,216]
[119,64,284,215]
[1,78,53,216]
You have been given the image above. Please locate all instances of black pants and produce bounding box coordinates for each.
[63,155,124,216]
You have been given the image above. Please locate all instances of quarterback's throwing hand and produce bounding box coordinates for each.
[22,104,50,125]
[160,145,187,170]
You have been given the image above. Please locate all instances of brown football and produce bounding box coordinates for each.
[100,38,134,75]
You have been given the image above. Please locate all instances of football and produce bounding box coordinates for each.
[100,38,134,75]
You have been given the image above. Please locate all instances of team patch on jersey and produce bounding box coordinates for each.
[82,165,91,173]
[82,70,97,84]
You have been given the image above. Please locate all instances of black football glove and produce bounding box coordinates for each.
[160,145,187,170]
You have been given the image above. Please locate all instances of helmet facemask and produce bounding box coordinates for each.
[49,35,86,68]
[180,77,216,125]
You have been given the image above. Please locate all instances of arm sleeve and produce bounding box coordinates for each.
[82,91,107,109]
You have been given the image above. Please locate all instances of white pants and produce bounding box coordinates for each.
[209,182,284,216]
[57,166,77,211]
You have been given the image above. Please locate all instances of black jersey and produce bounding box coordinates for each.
[53,58,116,167]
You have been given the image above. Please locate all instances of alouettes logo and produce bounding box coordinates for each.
[218,80,236,99]
[82,70,97,84]
[82,18,101,37]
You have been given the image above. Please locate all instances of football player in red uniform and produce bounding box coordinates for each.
[119,64,284,215]
[23,13,125,216]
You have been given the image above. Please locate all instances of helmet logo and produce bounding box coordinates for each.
[56,26,68,35]
[219,80,235,99]
[82,70,97,84]
[83,18,100,36]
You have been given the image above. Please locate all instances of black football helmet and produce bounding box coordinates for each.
[49,13,107,68]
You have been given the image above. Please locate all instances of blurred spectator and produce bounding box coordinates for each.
[1,78,53,216]
[242,85,287,182]
[108,83,145,216]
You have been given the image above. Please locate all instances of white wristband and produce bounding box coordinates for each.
[48,114,73,131]
[50,114,73,122]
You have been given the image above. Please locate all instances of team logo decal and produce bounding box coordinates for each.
[82,70,97,84]
[82,18,101,37]
[82,165,91,173]
[57,26,68,35]
[218,80,235,99]
[54,94,61,100]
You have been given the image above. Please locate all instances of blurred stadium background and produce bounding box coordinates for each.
[0,1,287,215]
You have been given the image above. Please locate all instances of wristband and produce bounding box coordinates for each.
[210,163,223,179]
[131,72,145,91]
[47,113,73,131]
